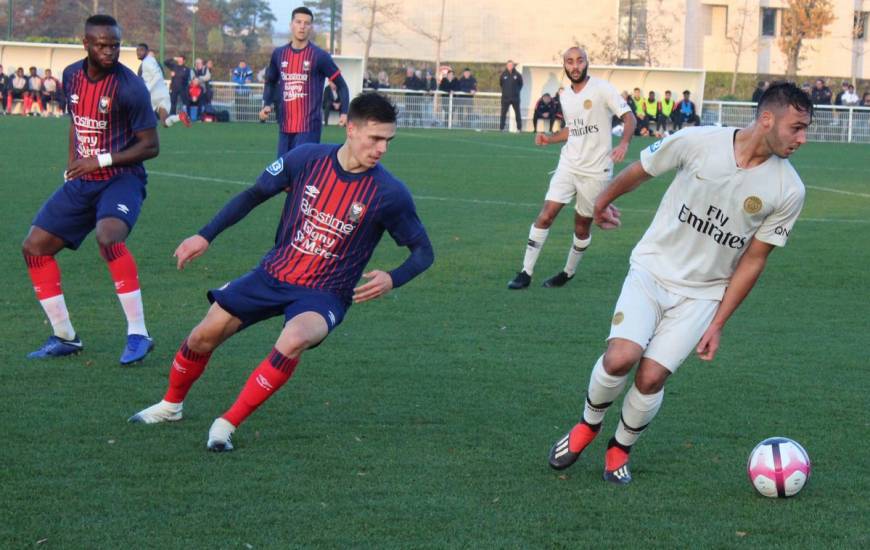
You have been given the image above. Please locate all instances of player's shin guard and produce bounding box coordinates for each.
[522,225,549,275]
[564,234,591,277]
[222,349,299,427]
[100,243,148,336]
[583,355,629,426]
[164,339,212,403]
[614,385,664,447]
[24,253,75,340]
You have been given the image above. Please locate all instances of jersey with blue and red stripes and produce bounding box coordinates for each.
[253,144,426,300]
[62,58,156,181]
[264,43,342,134]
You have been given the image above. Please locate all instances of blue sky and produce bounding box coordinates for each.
[268,0,304,36]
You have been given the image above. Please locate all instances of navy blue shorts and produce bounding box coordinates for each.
[208,267,349,333]
[277,130,321,156]
[32,173,147,250]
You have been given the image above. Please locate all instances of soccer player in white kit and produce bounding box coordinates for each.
[508,47,636,289]
[548,82,812,484]
[135,44,189,128]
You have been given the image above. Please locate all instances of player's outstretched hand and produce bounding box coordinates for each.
[594,203,622,230]
[696,324,722,361]
[258,106,272,122]
[611,142,629,163]
[338,114,347,127]
[66,157,100,180]
[174,235,210,270]
[353,270,394,304]
[535,133,549,146]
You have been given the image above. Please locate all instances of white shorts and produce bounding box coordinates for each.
[544,168,609,217]
[607,267,719,372]
[151,93,170,113]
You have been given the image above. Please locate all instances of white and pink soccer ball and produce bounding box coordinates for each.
[747,437,811,498]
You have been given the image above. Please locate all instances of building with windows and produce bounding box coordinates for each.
[341,0,870,79]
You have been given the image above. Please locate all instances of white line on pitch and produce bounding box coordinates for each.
[148,170,869,224]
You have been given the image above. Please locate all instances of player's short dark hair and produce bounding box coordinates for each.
[292,7,314,20]
[348,92,397,124]
[85,14,118,29]
[137,43,148,50]
[756,81,813,119]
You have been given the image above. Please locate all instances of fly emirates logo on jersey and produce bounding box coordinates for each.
[567,117,600,137]
[678,204,748,249]
[73,114,108,157]
[291,195,357,260]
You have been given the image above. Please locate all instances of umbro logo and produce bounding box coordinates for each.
[117,204,129,214]
[69,94,79,105]
[256,374,274,391]
[304,184,320,198]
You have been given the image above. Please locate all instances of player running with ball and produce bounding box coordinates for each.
[548,82,811,484]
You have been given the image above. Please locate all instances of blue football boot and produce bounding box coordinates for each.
[27,335,84,359]
[120,334,154,365]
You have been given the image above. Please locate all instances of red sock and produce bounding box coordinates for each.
[24,95,32,113]
[222,349,299,427]
[100,243,140,293]
[163,339,212,403]
[24,253,63,300]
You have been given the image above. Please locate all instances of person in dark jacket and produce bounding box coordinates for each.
[438,69,459,124]
[499,59,523,131]
[533,92,556,132]
[322,79,341,125]
[456,68,477,124]
[165,55,191,115]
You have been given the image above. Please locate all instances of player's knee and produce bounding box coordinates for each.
[186,327,220,354]
[535,214,555,228]
[22,235,55,257]
[603,343,641,375]
[94,230,124,249]
[634,371,667,394]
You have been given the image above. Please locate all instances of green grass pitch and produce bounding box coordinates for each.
[1,116,868,547]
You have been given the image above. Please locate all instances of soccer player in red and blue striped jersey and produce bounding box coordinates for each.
[22,15,159,364]
[259,7,349,156]
[129,92,434,452]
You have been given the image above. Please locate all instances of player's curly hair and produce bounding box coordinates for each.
[349,92,398,124]
[757,81,813,118]
[85,14,118,28]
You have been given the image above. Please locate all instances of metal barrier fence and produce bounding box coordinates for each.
[701,101,870,144]
[205,82,870,143]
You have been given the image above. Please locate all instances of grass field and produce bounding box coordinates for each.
[1,116,868,548]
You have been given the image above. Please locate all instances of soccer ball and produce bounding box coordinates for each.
[747,437,811,498]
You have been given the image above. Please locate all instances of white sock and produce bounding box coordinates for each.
[165,115,179,127]
[117,289,148,336]
[614,385,664,447]
[564,234,591,276]
[583,355,629,425]
[39,294,76,340]
[522,225,549,275]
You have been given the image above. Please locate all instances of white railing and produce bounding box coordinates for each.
[701,101,870,144]
[200,83,870,143]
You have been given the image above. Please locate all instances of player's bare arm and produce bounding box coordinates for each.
[66,128,159,179]
[536,127,569,146]
[592,161,651,229]
[174,234,210,270]
[696,238,775,361]
[611,111,637,162]
[352,271,394,304]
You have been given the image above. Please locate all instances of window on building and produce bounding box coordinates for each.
[618,0,647,63]
[854,11,868,40]
[761,7,777,37]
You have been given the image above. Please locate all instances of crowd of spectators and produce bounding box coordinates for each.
[0,64,66,116]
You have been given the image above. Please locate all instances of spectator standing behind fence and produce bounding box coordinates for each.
[422,71,437,92]
[499,59,523,132]
[751,81,768,103]
[187,78,205,121]
[533,92,556,132]
[376,71,390,89]
[861,92,870,106]
[322,79,342,125]
[457,68,477,124]
[402,67,424,127]
[438,69,458,124]
[363,71,374,89]
[811,79,832,105]
[166,55,191,115]
[841,84,859,106]
[232,60,254,121]
[673,90,699,129]
[193,58,211,105]
[833,81,849,105]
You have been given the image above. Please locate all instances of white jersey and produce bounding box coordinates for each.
[139,55,170,102]
[632,126,805,300]
[557,76,631,177]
